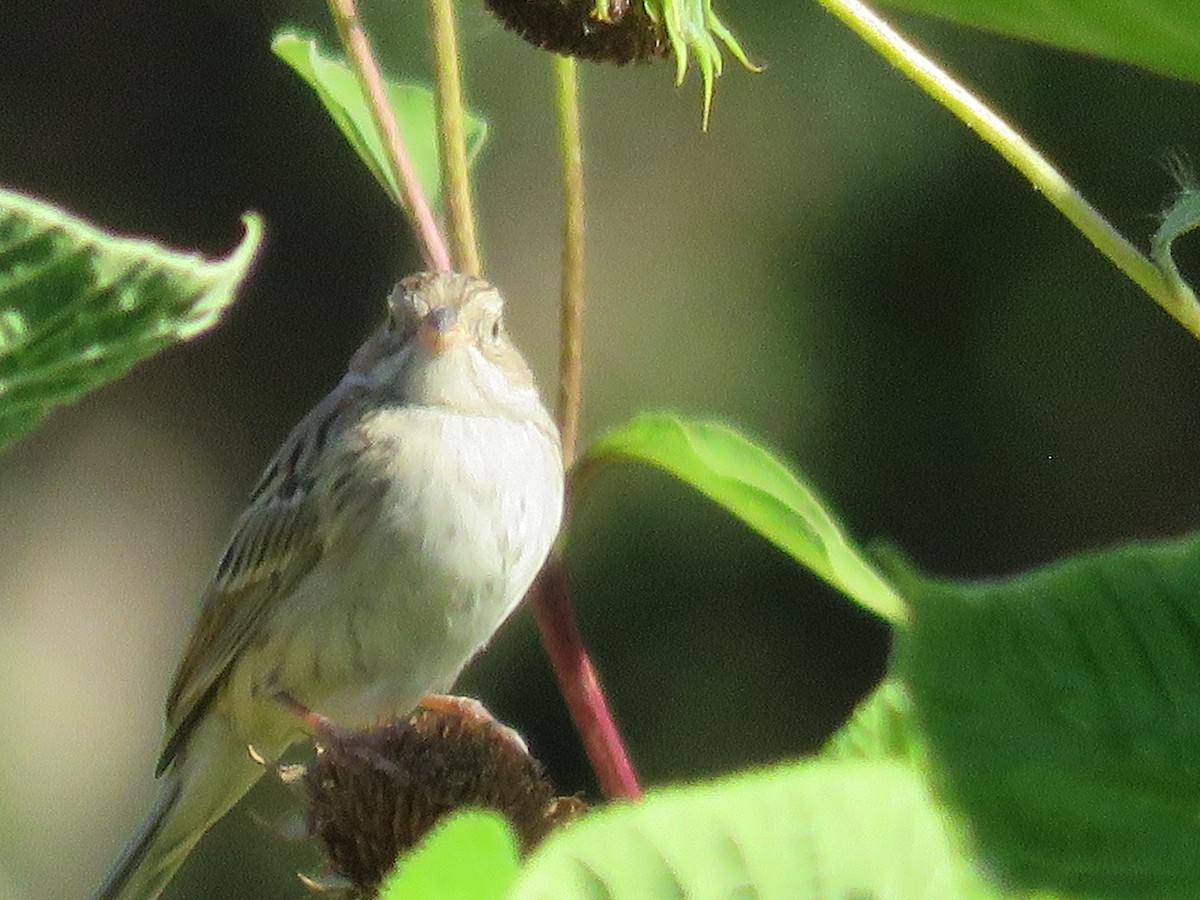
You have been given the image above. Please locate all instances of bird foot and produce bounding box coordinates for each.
[417,693,530,755]
[275,691,351,745]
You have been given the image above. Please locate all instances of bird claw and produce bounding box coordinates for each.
[298,871,357,894]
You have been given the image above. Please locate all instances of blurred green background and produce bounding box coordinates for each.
[3,1,1200,897]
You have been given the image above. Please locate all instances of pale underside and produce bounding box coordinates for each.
[163,398,563,770]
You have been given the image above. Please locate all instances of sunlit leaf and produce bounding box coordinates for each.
[379,811,519,900]
[271,29,488,207]
[511,760,990,899]
[0,188,261,451]
[577,413,906,625]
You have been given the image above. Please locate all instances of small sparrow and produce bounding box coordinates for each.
[94,272,565,899]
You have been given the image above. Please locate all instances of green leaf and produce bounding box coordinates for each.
[822,679,925,768]
[577,413,907,625]
[271,29,488,207]
[879,0,1200,87]
[897,532,1200,898]
[511,760,991,899]
[379,810,519,900]
[0,188,261,452]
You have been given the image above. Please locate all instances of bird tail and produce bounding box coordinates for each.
[91,774,183,900]
[90,721,268,900]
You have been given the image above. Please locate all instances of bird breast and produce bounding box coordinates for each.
[255,406,564,728]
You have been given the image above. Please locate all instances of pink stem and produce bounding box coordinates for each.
[530,557,642,800]
[328,0,453,272]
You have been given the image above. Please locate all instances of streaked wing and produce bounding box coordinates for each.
[157,388,357,772]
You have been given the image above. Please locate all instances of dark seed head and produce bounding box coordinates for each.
[484,0,669,64]
[289,704,586,897]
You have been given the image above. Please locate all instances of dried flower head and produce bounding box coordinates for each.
[280,699,585,897]
[482,0,757,128]
[483,0,669,64]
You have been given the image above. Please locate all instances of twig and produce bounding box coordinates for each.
[328,0,452,271]
[815,0,1200,343]
[529,56,642,801]
[429,0,482,275]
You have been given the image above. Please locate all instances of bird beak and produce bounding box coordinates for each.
[417,307,468,354]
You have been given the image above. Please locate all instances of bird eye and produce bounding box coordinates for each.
[491,318,502,341]
[387,303,415,334]
[384,281,434,337]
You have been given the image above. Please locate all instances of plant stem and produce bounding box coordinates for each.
[553,55,586,465]
[429,0,482,275]
[530,56,642,801]
[328,0,452,272]
[530,558,643,800]
[815,0,1200,343]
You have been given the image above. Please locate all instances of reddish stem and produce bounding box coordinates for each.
[328,0,453,271]
[530,557,642,800]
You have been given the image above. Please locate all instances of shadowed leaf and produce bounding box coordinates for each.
[822,679,925,768]
[880,0,1200,87]
[896,533,1200,897]
[271,29,487,208]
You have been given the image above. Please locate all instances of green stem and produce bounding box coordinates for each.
[531,56,643,801]
[328,0,452,271]
[429,0,482,275]
[553,54,586,466]
[815,0,1200,343]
